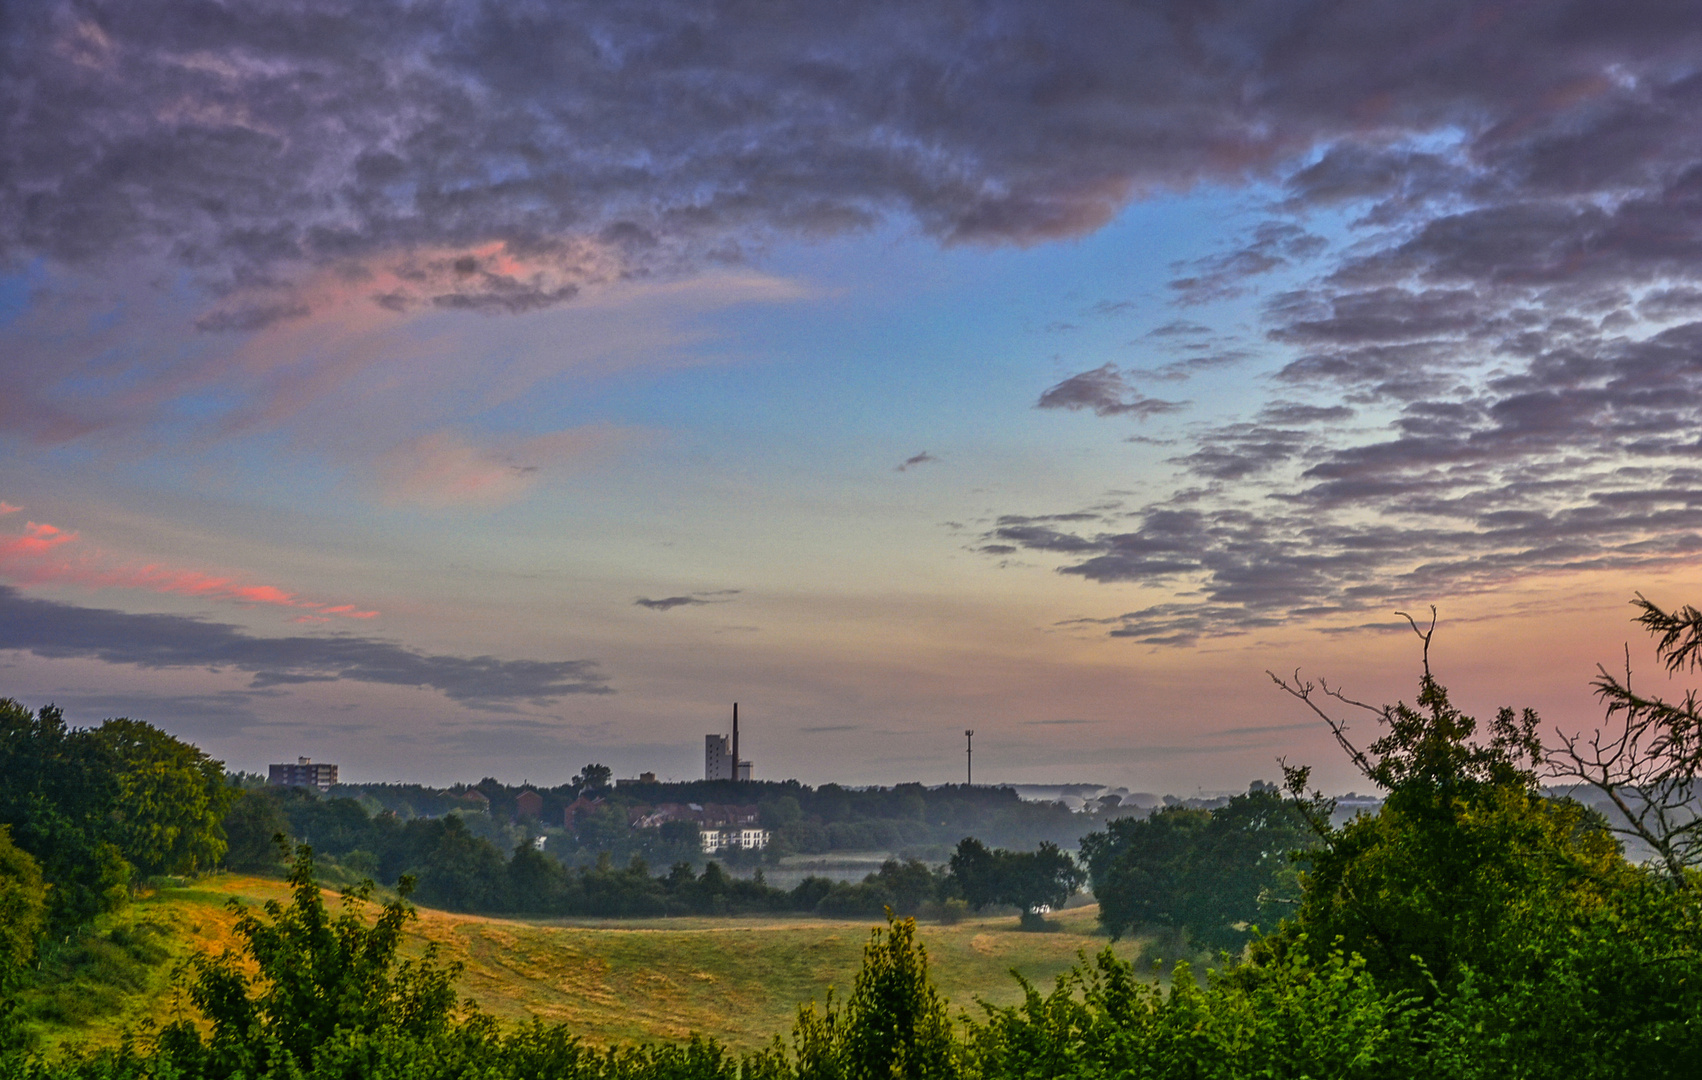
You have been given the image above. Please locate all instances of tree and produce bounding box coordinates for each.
[94,717,234,876]
[1549,593,1702,886]
[793,914,958,1080]
[507,840,567,914]
[1081,805,1209,940]
[0,825,46,1042]
[0,699,130,934]
[1267,611,1625,997]
[575,763,612,790]
[162,845,461,1076]
[222,788,292,872]
[1081,786,1309,948]
[1173,789,1310,948]
[950,838,1085,929]
[415,814,511,911]
[760,795,803,829]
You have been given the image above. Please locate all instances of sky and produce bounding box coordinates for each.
[6,0,1702,792]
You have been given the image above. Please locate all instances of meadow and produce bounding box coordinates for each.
[19,874,1141,1054]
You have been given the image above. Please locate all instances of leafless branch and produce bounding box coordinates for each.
[1394,606,1437,682]
[1545,597,1702,888]
[1269,668,1381,782]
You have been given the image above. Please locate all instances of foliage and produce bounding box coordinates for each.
[225,783,975,921]
[341,776,1097,866]
[791,916,957,1080]
[92,719,232,877]
[0,828,46,1046]
[950,839,1084,928]
[221,790,291,873]
[1550,592,1702,883]
[158,845,460,1078]
[1080,786,1309,948]
[1268,615,1626,999]
[8,913,174,1043]
[0,829,45,987]
[0,700,232,941]
[961,944,1417,1080]
[0,702,131,936]
[574,764,612,790]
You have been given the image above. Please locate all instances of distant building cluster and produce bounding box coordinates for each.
[560,795,769,852]
[268,756,337,791]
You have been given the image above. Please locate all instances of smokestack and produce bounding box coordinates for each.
[732,702,739,783]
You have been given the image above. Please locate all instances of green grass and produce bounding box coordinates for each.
[19,875,1144,1053]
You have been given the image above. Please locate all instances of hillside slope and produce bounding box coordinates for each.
[21,874,1141,1053]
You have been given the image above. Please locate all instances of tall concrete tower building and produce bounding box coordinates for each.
[704,702,752,781]
[705,732,733,780]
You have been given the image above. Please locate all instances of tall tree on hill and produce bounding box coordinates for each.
[94,717,234,876]
[0,699,129,934]
[575,763,612,791]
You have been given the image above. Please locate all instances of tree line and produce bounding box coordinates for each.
[320,774,1094,865]
[222,781,1082,920]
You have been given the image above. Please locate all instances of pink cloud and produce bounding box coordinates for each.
[0,518,378,619]
[0,502,22,515]
[376,424,634,509]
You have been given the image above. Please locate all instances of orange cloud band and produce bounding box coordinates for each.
[0,516,377,619]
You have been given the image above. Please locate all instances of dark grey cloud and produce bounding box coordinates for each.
[635,596,708,610]
[11,0,1702,324]
[947,9,1702,644]
[13,0,1702,644]
[0,586,609,706]
[634,589,741,610]
[896,451,940,471]
[1036,364,1186,419]
[1086,300,1138,317]
[1256,401,1355,425]
[1168,223,1327,306]
[1128,350,1254,383]
[1147,321,1213,338]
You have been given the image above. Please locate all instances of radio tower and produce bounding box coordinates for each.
[965,729,975,787]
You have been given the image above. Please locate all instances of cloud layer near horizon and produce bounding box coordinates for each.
[0,586,610,707]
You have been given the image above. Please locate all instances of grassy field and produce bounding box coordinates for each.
[21,875,1142,1054]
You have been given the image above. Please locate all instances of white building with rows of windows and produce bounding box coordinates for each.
[699,825,769,853]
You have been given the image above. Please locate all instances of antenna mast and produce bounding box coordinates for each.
[965,729,975,786]
[732,702,739,782]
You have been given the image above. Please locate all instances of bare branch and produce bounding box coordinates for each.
[1269,669,1378,782]
[1547,638,1702,888]
[1395,606,1437,682]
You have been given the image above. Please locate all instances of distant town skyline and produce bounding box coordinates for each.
[5,2,1702,791]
